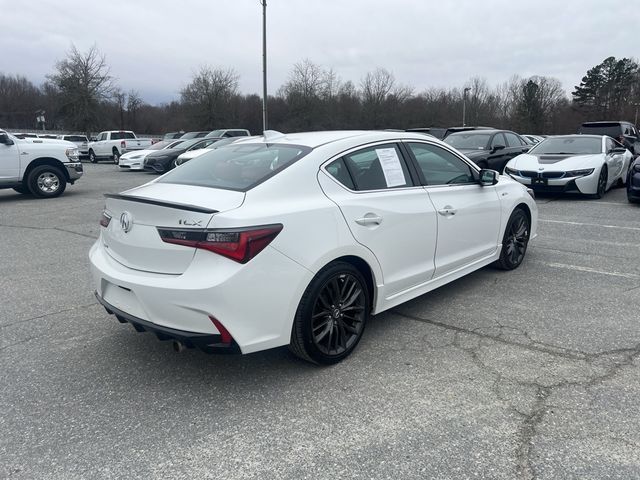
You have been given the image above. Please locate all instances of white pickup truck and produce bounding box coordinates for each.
[88,131,153,164]
[0,129,83,198]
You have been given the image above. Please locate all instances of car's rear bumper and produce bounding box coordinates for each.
[95,291,241,354]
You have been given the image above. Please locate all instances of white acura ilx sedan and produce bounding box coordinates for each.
[90,130,537,364]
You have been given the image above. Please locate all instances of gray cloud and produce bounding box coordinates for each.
[2,0,638,104]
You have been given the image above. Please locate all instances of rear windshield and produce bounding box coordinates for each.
[444,133,492,149]
[579,124,622,137]
[111,132,136,140]
[529,137,602,155]
[64,135,88,142]
[158,143,311,191]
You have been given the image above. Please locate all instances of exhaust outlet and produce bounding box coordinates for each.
[172,340,186,353]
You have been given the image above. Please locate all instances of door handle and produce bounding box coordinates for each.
[438,206,457,216]
[355,214,383,226]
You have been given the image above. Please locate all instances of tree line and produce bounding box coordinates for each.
[1,45,639,136]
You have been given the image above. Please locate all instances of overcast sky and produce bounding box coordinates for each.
[3,0,639,105]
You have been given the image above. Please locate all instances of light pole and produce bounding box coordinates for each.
[462,87,471,127]
[260,0,268,132]
[634,102,639,126]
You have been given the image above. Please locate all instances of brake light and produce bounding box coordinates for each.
[157,224,283,263]
[121,140,126,150]
[100,211,112,228]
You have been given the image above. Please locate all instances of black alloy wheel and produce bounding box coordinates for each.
[494,208,530,270]
[594,165,607,199]
[290,262,369,364]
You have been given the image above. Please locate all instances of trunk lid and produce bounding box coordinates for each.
[102,183,245,274]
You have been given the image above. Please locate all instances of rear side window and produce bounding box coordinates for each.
[326,158,355,189]
[408,143,475,185]
[504,132,524,147]
[342,144,412,191]
[158,143,311,191]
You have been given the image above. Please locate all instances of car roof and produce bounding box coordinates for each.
[228,130,447,149]
[581,121,630,126]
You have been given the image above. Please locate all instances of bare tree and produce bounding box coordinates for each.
[126,90,143,130]
[47,44,115,134]
[181,66,239,129]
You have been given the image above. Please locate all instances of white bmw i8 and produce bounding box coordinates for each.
[504,135,632,198]
[90,130,537,364]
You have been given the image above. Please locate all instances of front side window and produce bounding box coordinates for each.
[490,133,506,148]
[342,144,412,191]
[504,132,524,147]
[158,143,311,191]
[408,143,476,186]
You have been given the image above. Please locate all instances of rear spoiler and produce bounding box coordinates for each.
[104,193,218,214]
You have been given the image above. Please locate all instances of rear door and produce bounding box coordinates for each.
[405,141,502,278]
[319,142,438,297]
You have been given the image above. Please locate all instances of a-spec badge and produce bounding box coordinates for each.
[179,219,203,226]
[120,211,133,233]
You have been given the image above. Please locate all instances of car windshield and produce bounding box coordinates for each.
[529,137,602,155]
[148,140,174,150]
[444,133,492,150]
[158,143,311,191]
[207,130,225,138]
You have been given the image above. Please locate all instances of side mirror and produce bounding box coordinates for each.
[0,133,14,145]
[522,147,530,153]
[491,144,505,153]
[479,168,499,186]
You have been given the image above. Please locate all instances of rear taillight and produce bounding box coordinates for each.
[100,212,112,228]
[121,140,126,149]
[157,224,283,264]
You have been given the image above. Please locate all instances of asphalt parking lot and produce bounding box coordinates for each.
[1,163,639,479]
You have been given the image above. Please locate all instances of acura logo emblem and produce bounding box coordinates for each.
[120,211,133,233]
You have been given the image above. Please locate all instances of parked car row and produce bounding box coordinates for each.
[163,129,251,141]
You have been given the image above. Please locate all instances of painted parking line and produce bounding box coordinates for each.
[542,262,640,279]
[539,219,640,232]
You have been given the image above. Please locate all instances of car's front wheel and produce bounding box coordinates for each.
[290,262,370,364]
[27,165,67,198]
[494,208,530,270]
[594,165,608,199]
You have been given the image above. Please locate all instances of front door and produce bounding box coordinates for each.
[405,141,502,278]
[0,135,21,184]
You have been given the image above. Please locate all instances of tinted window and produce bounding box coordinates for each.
[579,124,622,137]
[530,137,602,155]
[504,132,524,147]
[158,143,311,191]
[490,133,506,148]
[148,140,174,150]
[445,133,492,150]
[343,144,412,191]
[408,143,475,185]
[111,132,136,140]
[64,135,88,142]
[326,158,355,189]
[605,138,615,152]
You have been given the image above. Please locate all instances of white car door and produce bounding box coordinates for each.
[0,133,21,183]
[605,137,627,183]
[405,141,502,278]
[320,143,438,297]
[95,132,108,156]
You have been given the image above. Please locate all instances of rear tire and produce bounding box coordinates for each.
[290,262,370,365]
[89,150,97,163]
[112,148,120,165]
[494,208,530,270]
[27,165,67,198]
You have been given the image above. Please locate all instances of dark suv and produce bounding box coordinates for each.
[579,121,639,155]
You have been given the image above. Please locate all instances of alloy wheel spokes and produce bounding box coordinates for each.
[311,273,365,356]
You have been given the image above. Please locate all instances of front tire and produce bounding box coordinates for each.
[27,165,67,198]
[594,165,607,199]
[290,262,370,365]
[494,208,530,270]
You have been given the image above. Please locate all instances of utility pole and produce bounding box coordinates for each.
[261,0,268,132]
[462,87,471,127]
[634,103,639,126]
